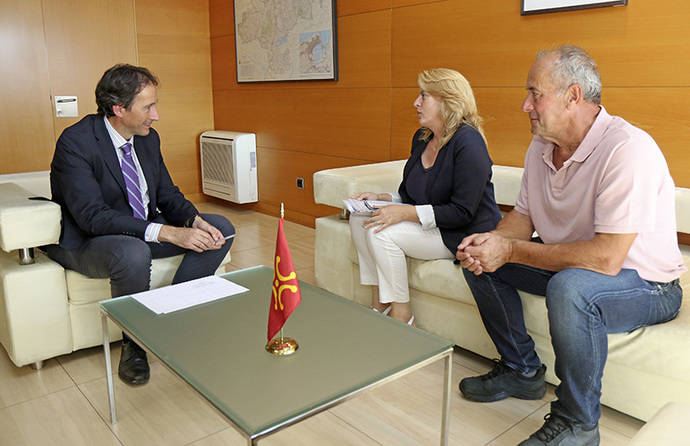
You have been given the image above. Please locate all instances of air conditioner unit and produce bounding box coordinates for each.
[200,130,258,204]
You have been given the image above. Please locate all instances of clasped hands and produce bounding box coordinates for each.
[456,232,513,275]
[159,216,226,253]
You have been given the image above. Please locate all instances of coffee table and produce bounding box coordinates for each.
[100,265,454,445]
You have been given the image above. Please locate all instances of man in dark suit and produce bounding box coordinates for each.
[46,64,234,385]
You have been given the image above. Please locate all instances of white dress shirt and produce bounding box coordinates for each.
[103,116,162,242]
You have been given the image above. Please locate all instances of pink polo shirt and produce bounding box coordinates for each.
[514,106,686,282]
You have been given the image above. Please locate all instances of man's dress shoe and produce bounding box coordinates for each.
[118,340,150,385]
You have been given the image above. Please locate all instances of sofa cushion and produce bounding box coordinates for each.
[66,251,232,305]
[607,298,690,379]
[408,258,475,305]
[0,183,61,252]
[628,402,690,445]
[516,245,690,336]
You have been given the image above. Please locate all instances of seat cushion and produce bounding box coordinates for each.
[629,402,690,445]
[66,254,185,305]
[65,252,230,305]
[67,251,232,305]
[66,250,232,350]
[408,258,475,305]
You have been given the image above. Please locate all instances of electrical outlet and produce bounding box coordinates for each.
[296,177,305,189]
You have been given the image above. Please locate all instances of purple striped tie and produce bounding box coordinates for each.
[120,143,147,220]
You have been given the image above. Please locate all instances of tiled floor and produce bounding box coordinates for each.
[0,203,644,445]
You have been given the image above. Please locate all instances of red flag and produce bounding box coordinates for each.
[267,217,302,342]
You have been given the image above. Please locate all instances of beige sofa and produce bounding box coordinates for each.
[0,171,231,368]
[313,161,690,422]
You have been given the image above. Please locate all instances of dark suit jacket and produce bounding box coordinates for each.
[50,114,198,250]
[398,126,501,254]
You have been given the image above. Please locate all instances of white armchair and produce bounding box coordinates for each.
[0,171,231,368]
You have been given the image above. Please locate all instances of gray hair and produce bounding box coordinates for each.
[537,45,601,104]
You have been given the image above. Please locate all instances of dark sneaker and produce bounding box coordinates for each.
[519,413,599,446]
[459,359,546,402]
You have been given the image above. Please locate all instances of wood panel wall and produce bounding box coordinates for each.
[210,0,394,226]
[43,0,138,141]
[0,0,55,173]
[3,1,688,226]
[210,0,690,227]
[136,0,215,203]
[0,0,137,174]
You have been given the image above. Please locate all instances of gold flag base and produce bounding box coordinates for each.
[265,337,299,356]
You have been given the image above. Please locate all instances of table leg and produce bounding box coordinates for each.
[440,352,452,446]
[102,313,117,424]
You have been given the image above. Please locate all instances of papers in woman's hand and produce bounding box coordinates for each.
[343,199,394,215]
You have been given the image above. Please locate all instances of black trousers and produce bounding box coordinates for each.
[46,213,234,298]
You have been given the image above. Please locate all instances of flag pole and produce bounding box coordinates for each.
[265,202,299,356]
[280,203,284,344]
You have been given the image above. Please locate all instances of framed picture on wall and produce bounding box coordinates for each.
[521,0,627,15]
[233,0,338,83]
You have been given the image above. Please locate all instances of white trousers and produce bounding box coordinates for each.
[349,214,454,303]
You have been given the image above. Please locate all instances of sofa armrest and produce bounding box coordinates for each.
[491,165,523,207]
[0,183,61,253]
[0,170,52,197]
[676,188,690,234]
[313,160,406,209]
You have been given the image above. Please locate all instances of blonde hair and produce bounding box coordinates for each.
[417,68,486,148]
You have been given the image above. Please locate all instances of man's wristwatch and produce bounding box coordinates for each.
[184,213,198,228]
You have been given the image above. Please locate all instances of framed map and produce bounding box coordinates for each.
[233,0,338,83]
[521,0,627,15]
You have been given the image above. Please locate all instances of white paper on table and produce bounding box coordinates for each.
[131,275,249,314]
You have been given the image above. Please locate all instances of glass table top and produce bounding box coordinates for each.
[100,266,453,439]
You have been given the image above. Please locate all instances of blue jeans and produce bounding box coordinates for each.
[46,213,234,298]
[462,263,682,427]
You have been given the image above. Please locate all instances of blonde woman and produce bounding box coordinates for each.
[350,68,501,325]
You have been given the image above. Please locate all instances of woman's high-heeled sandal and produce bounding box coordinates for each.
[372,305,391,316]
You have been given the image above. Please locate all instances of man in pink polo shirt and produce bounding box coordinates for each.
[456,46,685,446]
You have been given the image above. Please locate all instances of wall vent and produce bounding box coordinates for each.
[200,130,257,204]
